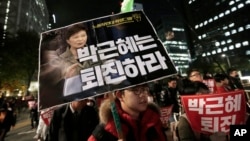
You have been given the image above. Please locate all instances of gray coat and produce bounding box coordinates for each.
[177,114,228,141]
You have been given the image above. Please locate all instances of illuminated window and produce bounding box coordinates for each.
[202,34,207,38]
[217,48,222,53]
[238,27,244,32]
[235,43,241,48]
[212,50,216,54]
[172,27,184,31]
[231,29,237,34]
[225,31,230,36]
[229,1,235,5]
[242,41,249,46]
[223,26,228,30]
[215,42,220,47]
[6,8,9,13]
[231,7,237,12]
[209,18,213,23]
[238,3,244,8]
[245,24,250,29]
[227,39,232,43]
[221,41,226,45]
[219,13,224,18]
[225,10,230,15]
[204,20,208,25]
[214,16,218,20]
[229,23,235,27]
[229,45,234,50]
[223,47,228,51]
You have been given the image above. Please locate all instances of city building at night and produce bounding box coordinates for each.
[0,0,50,45]
[155,15,191,75]
[182,0,250,71]
[0,0,50,97]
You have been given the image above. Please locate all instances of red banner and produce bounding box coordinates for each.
[181,90,246,134]
[160,105,173,128]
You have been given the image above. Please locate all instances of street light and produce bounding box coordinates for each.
[221,54,231,68]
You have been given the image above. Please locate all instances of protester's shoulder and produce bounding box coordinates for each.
[54,105,67,114]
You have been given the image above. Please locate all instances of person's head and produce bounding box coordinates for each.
[214,73,229,86]
[203,71,212,79]
[167,77,177,88]
[182,81,210,95]
[70,99,88,111]
[227,68,239,77]
[115,84,150,119]
[65,24,88,49]
[187,68,203,82]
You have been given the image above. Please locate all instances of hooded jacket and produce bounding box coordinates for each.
[88,99,167,141]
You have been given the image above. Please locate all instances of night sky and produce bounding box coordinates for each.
[45,0,176,27]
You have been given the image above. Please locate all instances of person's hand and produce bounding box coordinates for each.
[65,63,79,78]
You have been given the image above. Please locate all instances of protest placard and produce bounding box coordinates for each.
[40,107,57,126]
[39,10,177,110]
[181,90,246,134]
[160,105,173,128]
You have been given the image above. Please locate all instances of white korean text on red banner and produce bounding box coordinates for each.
[181,90,246,134]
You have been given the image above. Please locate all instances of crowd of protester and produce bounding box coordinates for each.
[149,67,249,141]
[1,67,249,141]
[45,67,248,141]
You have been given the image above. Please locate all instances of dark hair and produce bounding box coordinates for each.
[227,68,237,74]
[179,79,210,95]
[214,73,229,82]
[203,71,213,79]
[0,102,7,112]
[65,24,87,40]
[167,76,177,83]
[186,68,200,77]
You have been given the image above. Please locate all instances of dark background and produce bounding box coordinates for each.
[45,0,176,27]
